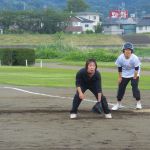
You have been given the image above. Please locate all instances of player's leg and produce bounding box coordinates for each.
[131,77,142,109]
[112,77,130,110]
[89,87,112,118]
[101,95,112,118]
[70,87,87,118]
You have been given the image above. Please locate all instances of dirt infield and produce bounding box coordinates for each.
[0,86,150,150]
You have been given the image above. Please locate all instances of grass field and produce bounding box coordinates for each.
[0,34,124,46]
[0,66,149,90]
[0,34,149,89]
[36,59,150,71]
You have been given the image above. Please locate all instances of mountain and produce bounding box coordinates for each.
[0,0,150,17]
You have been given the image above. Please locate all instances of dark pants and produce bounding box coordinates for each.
[117,77,141,101]
[70,85,111,114]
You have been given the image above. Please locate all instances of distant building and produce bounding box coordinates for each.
[103,18,137,35]
[136,15,150,33]
[9,23,19,31]
[0,27,3,34]
[76,12,100,26]
[0,24,4,34]
[65,12,100,34]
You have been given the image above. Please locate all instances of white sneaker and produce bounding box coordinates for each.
[105,113,112,119]
[136,101,142,109]
[111,103,123,110]
[70,113,77,119]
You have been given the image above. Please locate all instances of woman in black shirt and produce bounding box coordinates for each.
[70,59,112,119]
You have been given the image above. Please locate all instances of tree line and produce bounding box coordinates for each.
[0,9,71,34]
[0,0,91,34]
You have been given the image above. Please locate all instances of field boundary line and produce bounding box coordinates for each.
[3,86,116,107]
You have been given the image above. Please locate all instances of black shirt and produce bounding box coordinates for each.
[75,68,102,93]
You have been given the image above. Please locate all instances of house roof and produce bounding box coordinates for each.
[69,16,94,23]
[65,26,82,32]
[69,17,82,22]
[78,17,94,23]
[137,17,150,26]
[76,12,99,16]
[103,18,137,26]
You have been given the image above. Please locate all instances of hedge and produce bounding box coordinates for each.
[0,48,35,66]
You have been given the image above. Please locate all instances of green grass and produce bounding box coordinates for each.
[135,48,150,57]
[62,34,124,46]
[0,66,149,90]
[36,59,116,67]
[36,59,150,71]
[0,34,124,46]
[0,67,75,87]
[0,34,54,45]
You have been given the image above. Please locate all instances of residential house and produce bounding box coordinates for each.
[0,26,3,34]
[76,12,100,26]
[65,12,100,34]
[103,18,137,35]
[136,15,150,33]
[0,23,4,34]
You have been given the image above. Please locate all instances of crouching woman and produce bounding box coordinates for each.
[70,59,112,119]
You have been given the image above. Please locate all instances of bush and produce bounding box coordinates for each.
[35,44,78,59]
[35,44,118,62]
[64,51,88,61]
[0,48,35,66]
[85,30,94,34]
[87,50,117,61]
[64,49,117,62]
[135,47,150,57]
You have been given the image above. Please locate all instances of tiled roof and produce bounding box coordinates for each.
[69,16,94,23]
[65,26,82,32]
[137,17,150,26]
[103,18,137,25]
[78,17,94,23]
[76,12,99,16]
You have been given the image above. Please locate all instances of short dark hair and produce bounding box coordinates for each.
[85,59,97,70]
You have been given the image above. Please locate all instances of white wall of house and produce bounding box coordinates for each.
[136,26,150,33]
[0,29,3,34]
[72,21,81,26]
[66,13,100,33]
[72,31,82,34]
[71,19,96,32]
[81,22,95,32]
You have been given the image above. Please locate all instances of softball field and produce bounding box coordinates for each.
[0,86,150,150]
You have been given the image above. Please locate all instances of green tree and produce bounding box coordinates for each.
[40,9,69,34]
[0,9,70,34]
[95,23,102,33]
[66,0,89,12]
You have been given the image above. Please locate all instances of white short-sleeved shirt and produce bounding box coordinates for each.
[115,53,141,78]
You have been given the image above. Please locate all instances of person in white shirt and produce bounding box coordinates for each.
[112,42,142,110]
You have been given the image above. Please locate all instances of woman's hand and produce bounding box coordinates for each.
[79,92,85,100]
[118,76,122,84]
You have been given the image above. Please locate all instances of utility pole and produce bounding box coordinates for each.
[23,2,26,10]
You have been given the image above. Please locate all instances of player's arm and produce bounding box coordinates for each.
[98,93,102,102]
[76,70,85,100]
[133,66,139,79]
[133,56,141,79]
[77,87,85,100]
[118,67,122,83]
[96,71,102,102]
[115,57,122,83]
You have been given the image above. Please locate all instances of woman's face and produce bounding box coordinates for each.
[87,62,96,74]
[124,49,132,59]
